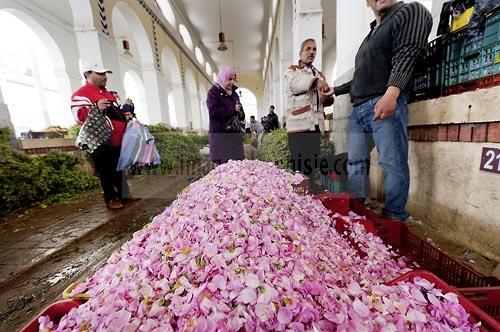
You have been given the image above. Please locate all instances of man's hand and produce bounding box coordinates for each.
[316,78,331,93]
[373,86,401,121]
[96,98,110,111]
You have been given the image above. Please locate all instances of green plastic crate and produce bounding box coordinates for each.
[480,41,500,78]
[320,173,343,193]
[484,10,500,46]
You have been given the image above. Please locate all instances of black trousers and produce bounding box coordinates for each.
[287,126,323,178]
[90,145,129,202]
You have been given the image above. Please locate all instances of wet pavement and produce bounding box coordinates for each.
[0,162,212,331]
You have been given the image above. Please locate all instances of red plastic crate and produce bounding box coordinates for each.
[370,219,500,288]
[313,192,381,220]
[20,299,81,332]
[387,271,500,331]
[459,287,500,323]
[314,193,500,288]
[479,73,500,89]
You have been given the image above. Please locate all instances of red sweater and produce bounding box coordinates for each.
[71,83,126,147]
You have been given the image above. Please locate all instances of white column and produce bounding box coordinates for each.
[293,0,323,69]
[142,67,167,124]
[0,84,16,141]
[55,71,82,126]
[191,94,202,131]
[29,50,50,127]
[75,29,124,93]
[173,82,187,129]
[183,92,192,130]
[336,1,373,77]
[273,80,281,119]
[280,0,294,123]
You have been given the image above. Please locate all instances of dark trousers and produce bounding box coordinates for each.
[91,146,129,202]
[287,126,323,179]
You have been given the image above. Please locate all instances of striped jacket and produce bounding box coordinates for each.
[349,1,433,106]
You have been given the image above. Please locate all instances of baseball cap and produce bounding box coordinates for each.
[82,63,112,74]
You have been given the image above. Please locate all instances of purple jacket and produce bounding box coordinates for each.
[206,84,245,133]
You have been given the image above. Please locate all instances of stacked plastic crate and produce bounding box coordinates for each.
[481,10,500,81]
[410,36,446,102]
[444,8,500,96]
[411,8,500,100]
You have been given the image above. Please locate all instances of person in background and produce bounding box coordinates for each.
[285,38,334,193]
[266,105,279,132]
[334,0,432,221]
[206,66,245,165]
[249,115,265,149]
[261,116,269,132]
[71,64,139,209]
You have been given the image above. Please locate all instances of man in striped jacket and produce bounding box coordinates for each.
[71,64,138,210]
[334,0,432,221]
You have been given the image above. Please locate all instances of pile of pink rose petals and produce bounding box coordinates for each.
[40,160,480,331]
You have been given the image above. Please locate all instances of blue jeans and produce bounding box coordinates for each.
[347,94,410,220]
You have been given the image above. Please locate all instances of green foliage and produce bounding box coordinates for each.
[67,124,81,138]
[320,137,335,159]
[147,127,203,170]
[260,128,335,169]
[147,123,176,133]
[0,148,98,215]
[0,127,10,145]
[185,132,209,148]
[243,134,254,146]
[261,129,291,169]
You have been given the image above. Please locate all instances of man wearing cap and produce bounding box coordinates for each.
[71,64,138,209]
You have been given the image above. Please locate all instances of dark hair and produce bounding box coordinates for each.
[270,105,275,110]
[300,38,316,53]
[250,115,255,119]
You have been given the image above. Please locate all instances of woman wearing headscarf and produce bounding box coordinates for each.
[206,66,245,165]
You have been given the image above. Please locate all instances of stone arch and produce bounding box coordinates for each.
[111,1,154,68]
[0,4,80,134]
[281,0,294,61]
[161,45,186,128]
[236,87,259,119]
[272,36,282,118]
[184,68,201,130]
[112,1,165,124]
[199,82,210,131]
[68,0,94,28]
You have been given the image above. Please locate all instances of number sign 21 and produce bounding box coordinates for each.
[480,147,500,174]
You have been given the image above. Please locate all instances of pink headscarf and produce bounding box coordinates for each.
[215,66,236,87]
